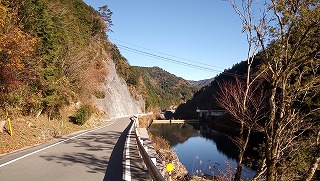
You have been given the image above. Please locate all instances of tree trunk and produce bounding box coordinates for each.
[234,122,245,181]
[234,157,243,181]
[252,158,266,181]
[266,151,276,181]
[302,155,320,181]
[302,130,320,181]
[265,135,278,181]
[265,83,277,181]
[234,129,251,181]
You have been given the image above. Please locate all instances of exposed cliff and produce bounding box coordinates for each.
[93,58,143,118]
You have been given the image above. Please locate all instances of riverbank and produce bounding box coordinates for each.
[139,114,218,181]
[146,116,258,180]
[138,114,189,180]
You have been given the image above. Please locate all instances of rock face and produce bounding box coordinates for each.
[93,59,143,118]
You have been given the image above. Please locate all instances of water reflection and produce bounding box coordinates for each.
[149,123,255,178]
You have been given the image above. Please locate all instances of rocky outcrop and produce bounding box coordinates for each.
[93,59,143,118]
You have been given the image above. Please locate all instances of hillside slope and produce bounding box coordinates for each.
[136,66,198,111]
[175,60,259,119]
[0,0,142,153]
[93,58,143,118]
[188,77,215,88]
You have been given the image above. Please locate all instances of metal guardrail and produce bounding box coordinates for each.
[132,117,166,181]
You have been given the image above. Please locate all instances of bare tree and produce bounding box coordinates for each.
[216,77,268,181]
[215,0,269,180]
[228,0,319,180]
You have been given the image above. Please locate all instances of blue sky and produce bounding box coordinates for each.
[83,0,248,81]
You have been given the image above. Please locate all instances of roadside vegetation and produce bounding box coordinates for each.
[0,0,110,120]
[0,0,112,153]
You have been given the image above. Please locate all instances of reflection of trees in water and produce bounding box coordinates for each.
[149,123,198,147]
[195,123,263,165]
[149,122,262,164]
[202,132,239,160]
[192,123,239,160]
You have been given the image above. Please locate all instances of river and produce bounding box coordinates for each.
[149,122,256,179]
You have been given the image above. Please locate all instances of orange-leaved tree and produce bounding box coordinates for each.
[0,2,37,103]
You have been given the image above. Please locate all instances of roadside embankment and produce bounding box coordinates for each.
[0,111,111,155]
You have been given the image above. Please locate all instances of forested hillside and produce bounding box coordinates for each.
[175,58,261,119]
[0,0,146,153]
[188,77,214,88]
[0,0,110,119]
[136,66,198,110]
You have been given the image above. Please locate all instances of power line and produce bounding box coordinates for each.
[50,23,224,73]
[109,37,226,70]
[50,24,247,78]
[114,43,247,79]
[109,38,248,78]
[115,44,222,73]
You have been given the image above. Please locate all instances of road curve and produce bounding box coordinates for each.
[0,116,147,181]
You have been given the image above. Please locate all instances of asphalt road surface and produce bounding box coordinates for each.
[0,116,147,181]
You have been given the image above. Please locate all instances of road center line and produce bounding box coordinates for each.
[0,119,116,168]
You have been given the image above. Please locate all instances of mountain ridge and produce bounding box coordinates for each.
[133,66,198,111]
[188,77,215,88]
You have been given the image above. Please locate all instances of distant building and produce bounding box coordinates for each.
[196,109,227,119]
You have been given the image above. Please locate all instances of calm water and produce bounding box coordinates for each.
[149,123,255,178]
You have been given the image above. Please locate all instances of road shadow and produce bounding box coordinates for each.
[40,119,147,181]
[40,119,135,175]
[40,130,122,174]
[103,120,133,181]
[126,129,149,181]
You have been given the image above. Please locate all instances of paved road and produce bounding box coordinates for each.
[0,117,147,181]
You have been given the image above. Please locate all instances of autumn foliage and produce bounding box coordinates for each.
[0,3,37,92]
[0,0,110,118]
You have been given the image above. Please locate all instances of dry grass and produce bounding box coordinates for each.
[138,113,160,128]
[149,134,170,151]
[0,104,110,155]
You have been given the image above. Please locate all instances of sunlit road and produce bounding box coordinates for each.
[0,117,147,181]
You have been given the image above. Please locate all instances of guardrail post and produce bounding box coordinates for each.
[151,157,156,165]
[166,163,174,181]
[168,171,172,181]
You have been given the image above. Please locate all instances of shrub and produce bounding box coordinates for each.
[149,134,170,151]
[73,105,92,125]
[93,90,105,99]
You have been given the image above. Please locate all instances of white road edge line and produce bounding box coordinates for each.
[0,118,116,168]
[124,122,134,181]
